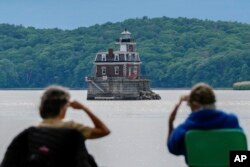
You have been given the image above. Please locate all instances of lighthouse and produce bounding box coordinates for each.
[86,30,161,100]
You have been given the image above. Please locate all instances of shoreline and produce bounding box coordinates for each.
[0,87,237,91]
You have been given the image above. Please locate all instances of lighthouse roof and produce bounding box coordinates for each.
[121,30,131,35]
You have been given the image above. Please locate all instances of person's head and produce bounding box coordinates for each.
[39,85,70,119]
[188,83,216,111]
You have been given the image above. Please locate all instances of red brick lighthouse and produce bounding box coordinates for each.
[86,29,160,100]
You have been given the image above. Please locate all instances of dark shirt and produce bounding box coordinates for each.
[0,127,97,167]
[167,109,241,156]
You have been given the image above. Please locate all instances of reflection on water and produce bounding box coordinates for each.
[0,90,250,167]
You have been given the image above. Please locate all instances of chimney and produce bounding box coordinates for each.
[108,48,113,56]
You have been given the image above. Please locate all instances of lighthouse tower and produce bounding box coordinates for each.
[115,29,140,79]
[86,29,161,100]
[94,29,141,79]
[117,29,135,52]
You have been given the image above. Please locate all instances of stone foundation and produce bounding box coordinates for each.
[86,78,161,100]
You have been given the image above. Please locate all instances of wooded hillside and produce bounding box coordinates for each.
[0,17,249,88]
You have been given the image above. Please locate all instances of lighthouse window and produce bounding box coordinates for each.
[114,66,119,75]
[114,54,119,61]
[128,45,134,52]
[96,54,102,61]
[120,54,125,61]
[102,66,106,75]
[132,54,135,61]
[102,54,106,61]
[128,54,131,61]
[126,54,129,61]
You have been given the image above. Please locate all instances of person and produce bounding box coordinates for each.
[37,85,110,139]
[1,85,110,167]
[167,83,242,157]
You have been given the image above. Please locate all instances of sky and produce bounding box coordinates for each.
[0,0,249,29]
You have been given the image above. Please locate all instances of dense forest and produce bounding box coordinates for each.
[0,16,250,88]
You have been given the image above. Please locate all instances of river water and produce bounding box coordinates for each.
[0,90,250,167]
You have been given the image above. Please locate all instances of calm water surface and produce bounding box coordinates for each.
[0,90,250,167]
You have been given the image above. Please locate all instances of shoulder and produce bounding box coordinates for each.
[62,120,85,128]
[5,127,34,151]
[62,120,92,139]
[217,110,241,128]
[217,110,239,121]
[12,127,32,142]
[227,112,241,127]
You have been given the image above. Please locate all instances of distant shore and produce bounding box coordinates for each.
[0,88,85,90]
[0,87,238,91]
[233,81,250,90]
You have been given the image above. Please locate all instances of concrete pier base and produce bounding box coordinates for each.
[86,77,161,100]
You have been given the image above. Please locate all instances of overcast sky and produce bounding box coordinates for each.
[0,0,249,29]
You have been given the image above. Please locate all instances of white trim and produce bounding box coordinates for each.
[95,54,98,62]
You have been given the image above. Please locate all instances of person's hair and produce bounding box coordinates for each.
[39,85,70,119]
[188,83,216,105]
